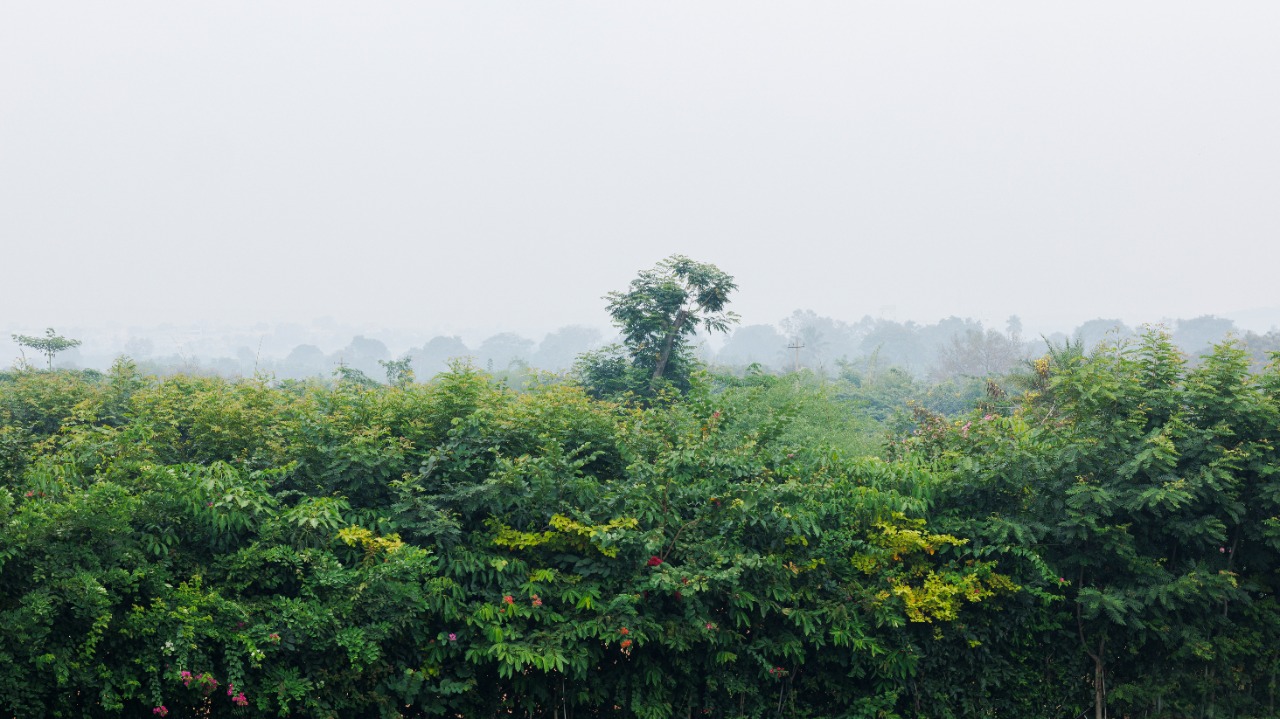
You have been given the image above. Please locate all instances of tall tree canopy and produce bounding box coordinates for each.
[604,254,739,388]
[11,328,81,369]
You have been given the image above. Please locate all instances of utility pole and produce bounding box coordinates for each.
[787,340,805,373]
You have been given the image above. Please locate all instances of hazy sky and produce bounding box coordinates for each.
[4,2,1279,338]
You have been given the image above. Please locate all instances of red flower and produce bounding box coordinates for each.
[503,595,514,604]
[620,639,632,649]
[647,556,663,567]
[619,627,629,635]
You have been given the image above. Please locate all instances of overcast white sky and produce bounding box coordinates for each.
[3,2,1279,338]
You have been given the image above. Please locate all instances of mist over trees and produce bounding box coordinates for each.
[1,308,1272,385]
[2,310,1269,383]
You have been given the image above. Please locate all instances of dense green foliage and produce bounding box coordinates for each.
[896,331,1280,718]
[0,360,1000,718]
[3,328,1280,718]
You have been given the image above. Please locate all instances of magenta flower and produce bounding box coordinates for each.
[152,707,168,717]
[448,633,457,642]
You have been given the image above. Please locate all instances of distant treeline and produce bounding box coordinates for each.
[9,313,1280,383]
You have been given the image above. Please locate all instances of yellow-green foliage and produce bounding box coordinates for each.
[338,526,406,563]
[489,514,638,557]
[850,513,1013,623]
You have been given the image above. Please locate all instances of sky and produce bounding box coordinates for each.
[3,2,1279,340]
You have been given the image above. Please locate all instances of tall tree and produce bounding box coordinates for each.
[605,255,739,386]
[410,335,471,379]
[476,332,535,372]
[532,325,601,371]
[11,328,81,369]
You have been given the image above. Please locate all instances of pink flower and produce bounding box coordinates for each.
[983,414,994,421]
[1220,547,1226,553]
[712,411,721,418]
[232,692,248,706]
[705,623,714,630]
[448,633,457,642]
[152,707,168,717]
[531,595,543,607]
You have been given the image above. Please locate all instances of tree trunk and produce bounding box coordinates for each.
[1076,574,1107,719]
[651,309,688,382]
[1095,652,1106,719]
